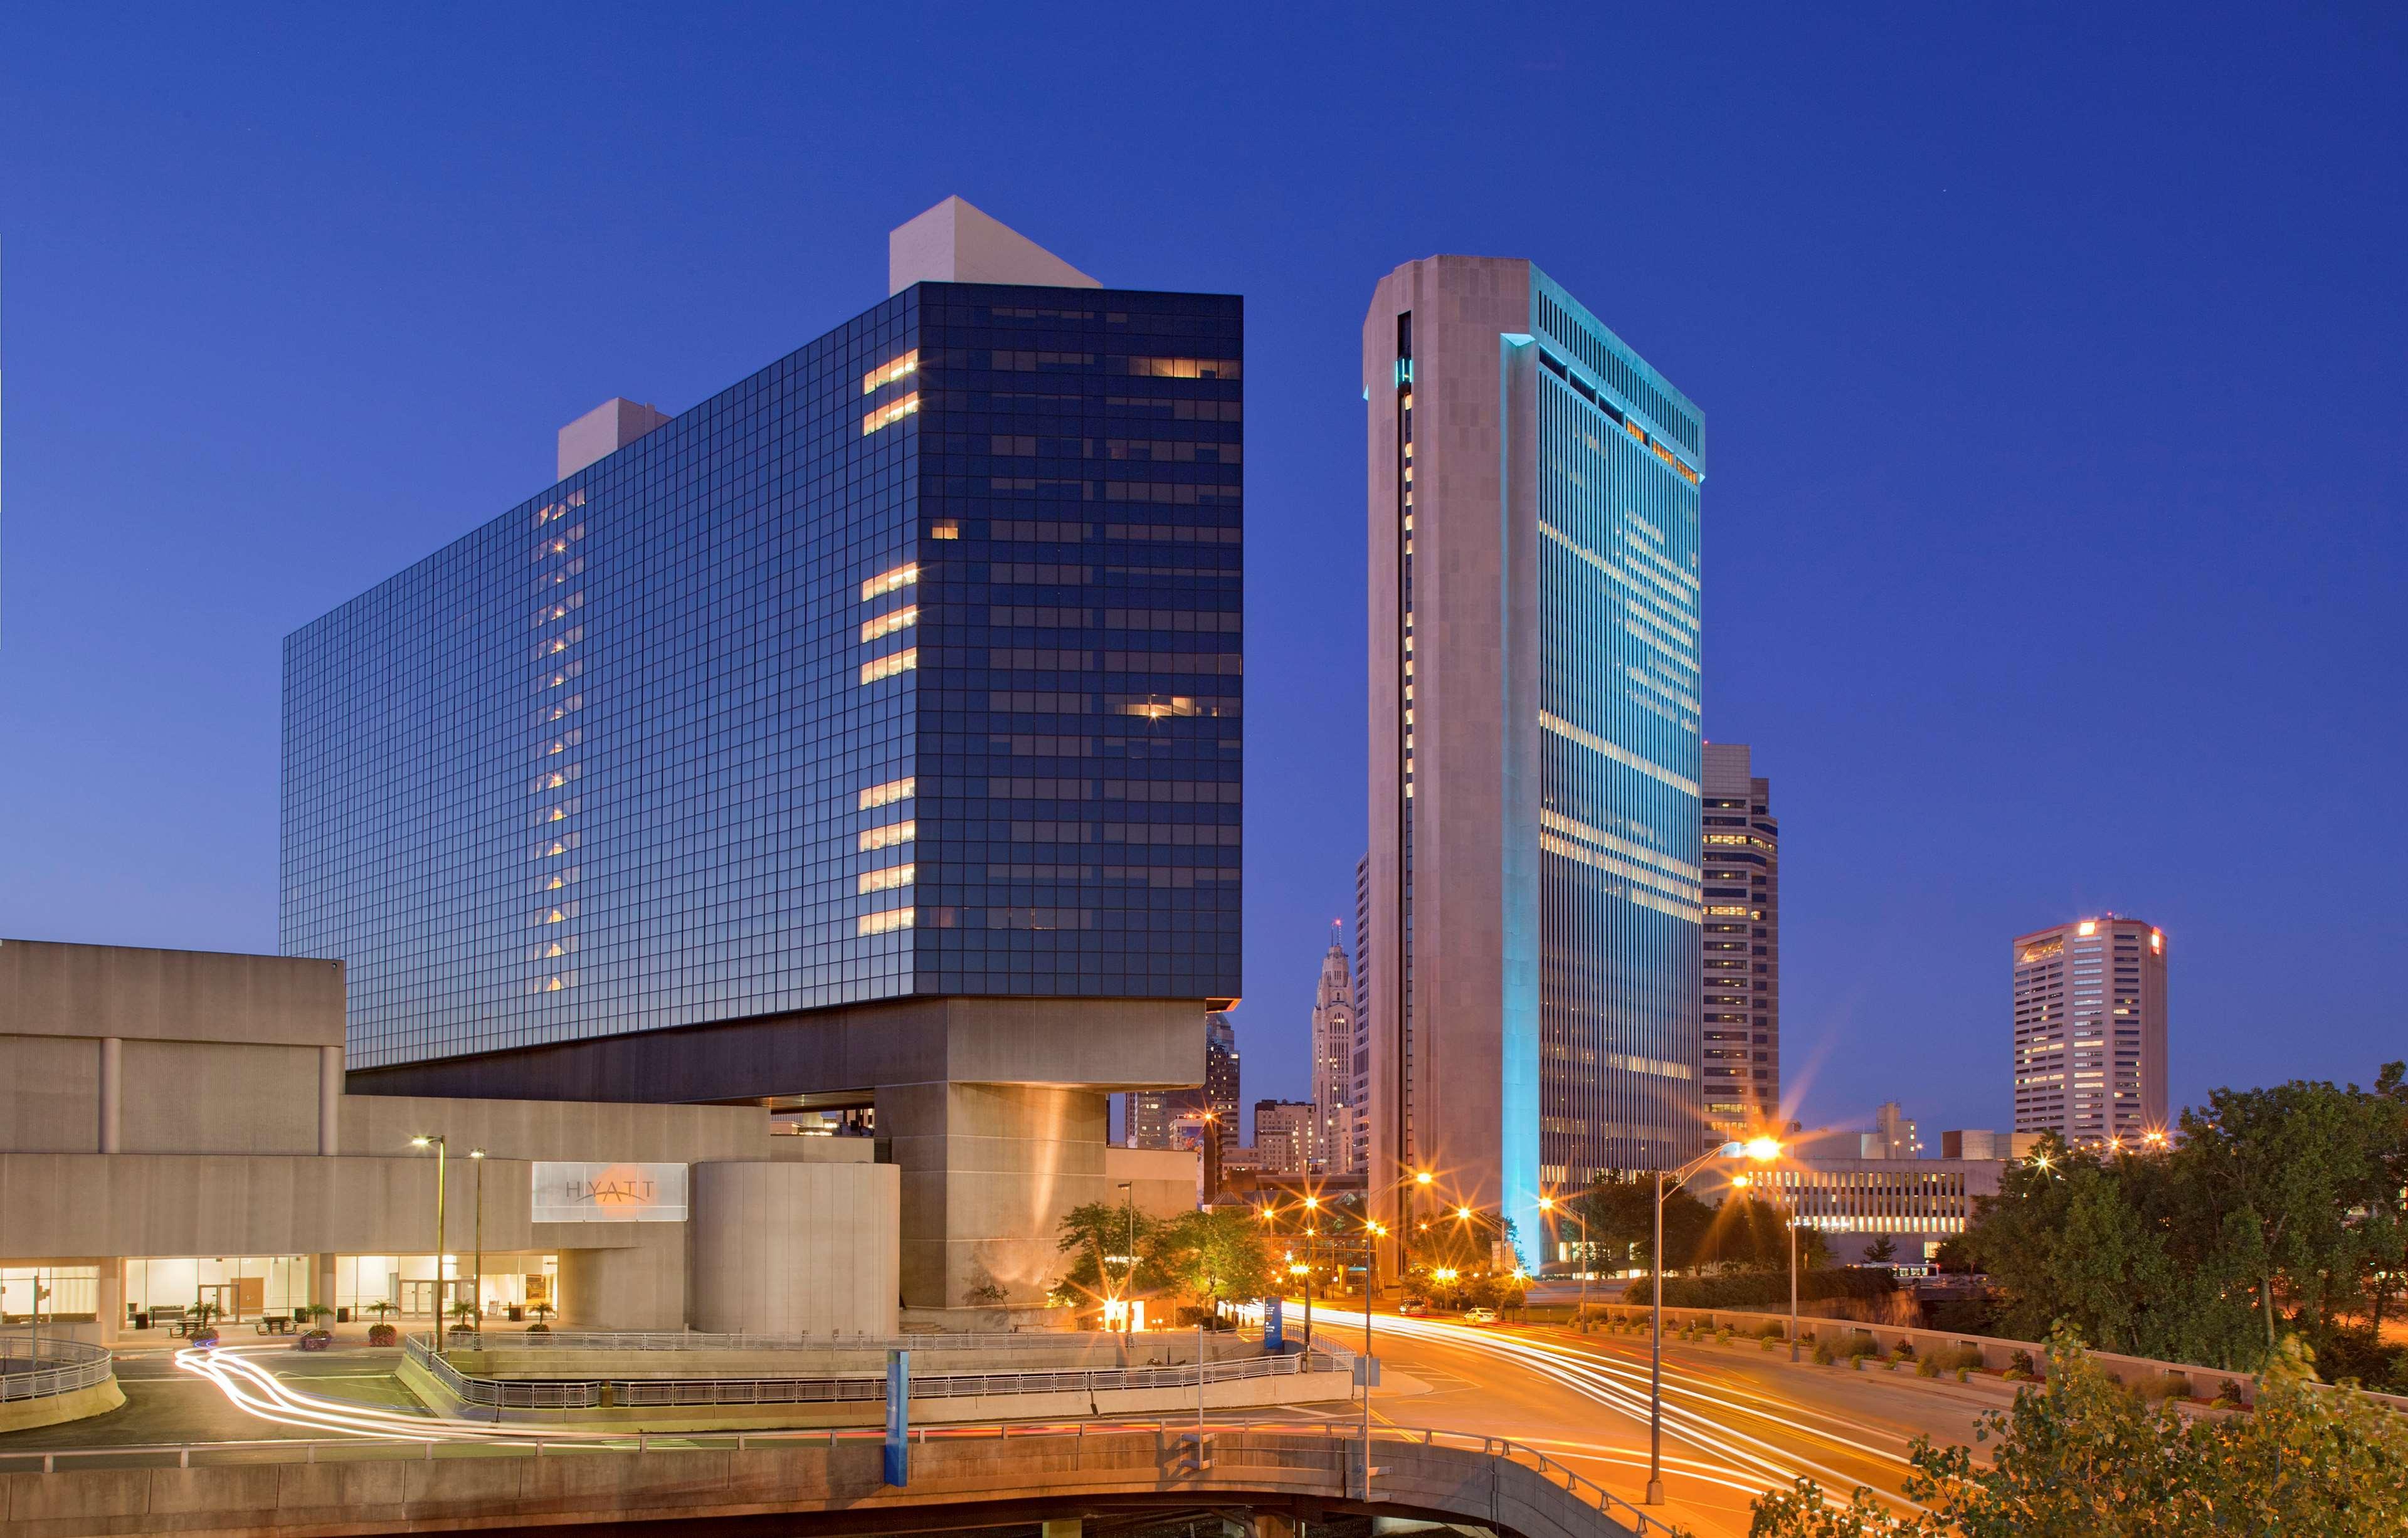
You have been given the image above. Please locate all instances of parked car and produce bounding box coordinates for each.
[1398,1300,1430,1316]
[1462,1307,1501,1324]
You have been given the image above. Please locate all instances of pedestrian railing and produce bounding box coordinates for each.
[406,1332,1341,1411]
[0,1416,1662,1534]
[467,1329,1065,1354]
[0,1334,113,1404]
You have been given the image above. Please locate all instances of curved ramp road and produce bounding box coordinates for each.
[1317,1309,2005,1537]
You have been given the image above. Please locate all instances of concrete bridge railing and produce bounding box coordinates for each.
[0,1419,1662,1538]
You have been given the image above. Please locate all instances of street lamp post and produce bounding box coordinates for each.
[1301,1194,1321,1349]
[1648,1136,1782,1506]
[409,1135,447,1328]
[1116,1179,1136,1337]
[1735,1172,1801,1363]
[468,1148,487,1334]
[1400,1169,1433,1290]
[1536,1194,1593,1327]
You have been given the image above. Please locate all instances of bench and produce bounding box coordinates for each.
[256,1315,295,1335]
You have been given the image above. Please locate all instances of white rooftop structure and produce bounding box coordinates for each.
[889,196,1099,295]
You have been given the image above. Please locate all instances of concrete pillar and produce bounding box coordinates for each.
[315,1254,337,1316]
[877,1080,1114,1314]
[317,1046,343,1156]
[97,1260,124,1343]
[98,1038,122,1153]
[1249,1515,1296,1538]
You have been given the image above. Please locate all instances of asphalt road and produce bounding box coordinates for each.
[0,1343,430,1451]
[1301,1309,2016,1538]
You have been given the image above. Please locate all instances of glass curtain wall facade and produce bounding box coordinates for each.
[285,284,1241,1069]
[1529,271,1706,1182]
[1365,256,1702,1265]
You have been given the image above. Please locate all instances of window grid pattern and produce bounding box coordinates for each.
[1529,287,1704,1182]
[283,283,1241,1067]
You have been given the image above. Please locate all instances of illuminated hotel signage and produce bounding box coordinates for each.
[531,1161,689,1223]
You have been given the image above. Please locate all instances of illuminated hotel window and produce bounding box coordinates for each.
[862,392,919,435]
[860,648,918,685]
[859,819,917,851]
[858,863,916,894]
[1115,695,1198,719]
[1124,357,1242,380]
[859,776,916,810]
[861,564,919,601]
[930,520,961,539]
[858,907,916,936]
[860,605,919,643]
[861,349,919,396]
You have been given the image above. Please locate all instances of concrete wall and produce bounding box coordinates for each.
[690,1162,900,1335]
[1106,1146,1203,1219]
[342,996,1205,1104]
[0,938,343,1048]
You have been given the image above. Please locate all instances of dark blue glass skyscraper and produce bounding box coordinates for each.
[282,202,1240,1311]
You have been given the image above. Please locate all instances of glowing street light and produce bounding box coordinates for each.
[410,1135,448,1325]
[1646,1137,1782,1505]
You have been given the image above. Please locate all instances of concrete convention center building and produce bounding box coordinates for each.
[277,199,1237,1320]
[1363,256,1708,1256]
[0,939,909,1340]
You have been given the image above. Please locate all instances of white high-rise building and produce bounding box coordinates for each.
[2013,915,2169,1146]
[1309,929,1361,1173]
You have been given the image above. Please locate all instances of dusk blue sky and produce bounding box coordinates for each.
[4,7,2402,1144]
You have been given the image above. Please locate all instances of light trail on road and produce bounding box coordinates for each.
[1314,1307,1930,1517]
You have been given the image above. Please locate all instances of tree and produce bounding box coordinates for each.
[1862,1233,1898,1266]
[1048,1200,1171,1308]
[1748,1325,2408,1537]
[1160,1207,1274,1312]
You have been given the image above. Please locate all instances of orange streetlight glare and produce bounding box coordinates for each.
[1414,1171,1434,1186]
[1742,1136,1782,1162]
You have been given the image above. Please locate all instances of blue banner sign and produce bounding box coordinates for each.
[1262,1296,1284,1352]
[884,1349,909,1486]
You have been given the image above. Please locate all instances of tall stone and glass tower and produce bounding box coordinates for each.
[2012,915,2168,1145]
[1308,928,1358,1173]
[1363,257,1705,1257]
[1700,742,1778,1140]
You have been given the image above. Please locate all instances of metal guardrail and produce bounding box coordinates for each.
[0,1334,113,1404]
[406,1332,1336,1411]
[0,1416,1665,1532]
[470,1330,1069,1354]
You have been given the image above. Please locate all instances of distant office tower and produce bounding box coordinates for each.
[1700,744,1779,1139]
[2012,915,2168,1144]
[1254,1100,1315,1176]
[1203,1011,1240,1149]
[1352,854,1374,1174]
[1126,1009,1238,1152]
[1309,929,1359,1172]
[1364,256,1706,1252]
[1861,1100,1923,1159]
[1940,1129,2039,1161]
[280,198,1243,1312]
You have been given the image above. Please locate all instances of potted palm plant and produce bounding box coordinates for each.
[189,1301,223,1349]
[445,1299,481,1344]
[365,1298,399,1347]
[526,1301,555,1334]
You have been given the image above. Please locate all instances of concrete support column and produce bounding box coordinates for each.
[97,1260,124,1343]
[318,1045,343,1155]
[98,1038,122,1153]
[877,1080,1113,1315]
[1249,1515,1296,1538]
[315,1254,338,1315]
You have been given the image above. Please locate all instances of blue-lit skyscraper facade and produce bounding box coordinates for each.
[1363,256,1702,1261]
[285,281,1242,1073]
